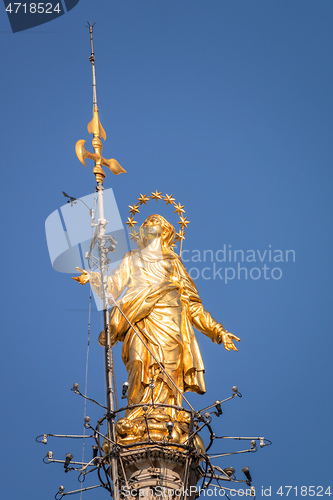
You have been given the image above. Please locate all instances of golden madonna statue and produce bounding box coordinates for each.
[74,213,240,446]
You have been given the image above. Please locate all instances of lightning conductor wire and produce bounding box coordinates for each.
[80,274,92,500]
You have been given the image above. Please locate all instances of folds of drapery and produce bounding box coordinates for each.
[90,248,224,403]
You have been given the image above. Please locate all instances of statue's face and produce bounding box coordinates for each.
[140,216,163,243]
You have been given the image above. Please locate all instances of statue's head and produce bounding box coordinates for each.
[140,214,175,251]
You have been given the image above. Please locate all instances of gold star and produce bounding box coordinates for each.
[151,190,162,202]
[137,193,150,205]
[178,216,190,228]
[125,217,138,228]
[163,194,175,205]
[174,230,185,242]
[173,203,185,215]
[129,203,140,215]
[129,229,140,241]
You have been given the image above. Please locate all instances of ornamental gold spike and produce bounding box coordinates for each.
[163,194,175,205]
[151,190,162,202]
[137,194,151,205]
[75,23,126,184]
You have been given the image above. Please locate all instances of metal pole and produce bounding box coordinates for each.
[96,182,119,500]
[76,23,124,499]
[88,24,98,108]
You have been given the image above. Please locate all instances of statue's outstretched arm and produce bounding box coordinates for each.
[72,267,108,297]
[177,259,240,351]
[72,267,90,285]
[189,300,240,351]
[71,253,132,301]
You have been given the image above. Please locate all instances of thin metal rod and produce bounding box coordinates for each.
[118,454,130,489]
[96,182,119,500]
[213,436,266,440]
[182,455,191,500]
[208,448,256,459]
[113,363,119,411]
[61,484,102,496]
[87,22,97,108]
[183,421,209,445]
[88,425,117,447]
[36,434,94,440]
[199,395,235,413]
[80,289,92,500]
[47,459,97,467]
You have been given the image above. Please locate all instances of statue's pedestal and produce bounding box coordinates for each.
[117,446,201,500]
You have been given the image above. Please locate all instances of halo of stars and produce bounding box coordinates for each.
[126,191,190,252]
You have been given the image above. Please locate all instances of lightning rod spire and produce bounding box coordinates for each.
[75,22,126,184]
[75,24,122,500]
[87,21,98,109]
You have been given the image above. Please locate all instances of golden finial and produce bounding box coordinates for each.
[75,22,126,184]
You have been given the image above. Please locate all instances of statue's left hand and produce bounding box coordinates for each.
[218,330,240,351]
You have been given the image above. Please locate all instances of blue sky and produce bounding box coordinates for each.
[1,1,332,498]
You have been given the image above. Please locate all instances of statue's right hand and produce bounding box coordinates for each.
[71,267,90,285]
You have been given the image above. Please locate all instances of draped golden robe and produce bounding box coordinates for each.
[91,245,224,416]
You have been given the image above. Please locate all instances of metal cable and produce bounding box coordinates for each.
[80,288,92,500]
